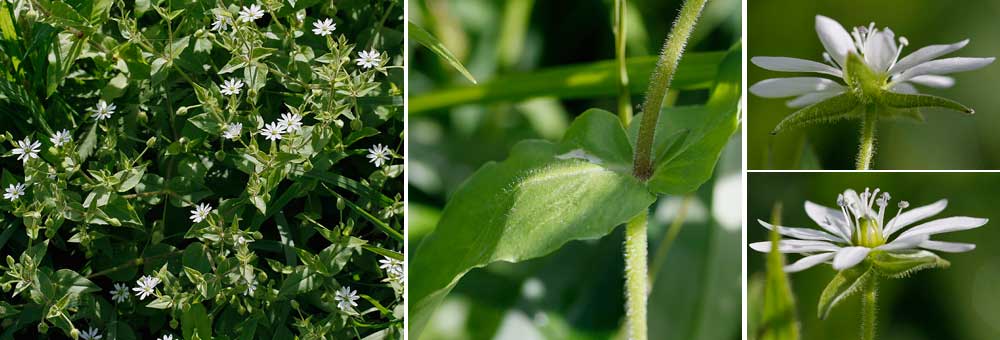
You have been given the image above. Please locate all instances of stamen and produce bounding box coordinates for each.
[885,200,910,234]
[888,36,909,71]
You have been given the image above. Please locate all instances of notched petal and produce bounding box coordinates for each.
[772,93,861,134]
[880,91,975,114]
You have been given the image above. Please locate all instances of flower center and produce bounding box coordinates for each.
[854,217,885,248]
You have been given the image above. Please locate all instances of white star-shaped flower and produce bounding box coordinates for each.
[355,50,382,69]
[378,256,403,277]
[222,122,243,140]
[158,334,174,340]
[80,327,102,340]
[211,14,231,32]
[277,113,303,133]
[3,183,25,201]
[312,18,336,36]
[132,275,161,300]
[189,203,213,223]
[238,4,264,23]
[260,122,284,141]
[110,282,130,303]
[366,144,391,168]
[750,15,994,108]
[220,78,244,96]
[11,137,40,163]
[244,278,257,296]
[50,129,72,147]
[750,187,988,272]
[89,100,116,120]
[334,286,360,312]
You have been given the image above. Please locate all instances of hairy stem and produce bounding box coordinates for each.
[624,211,649,340]
[856,105,878,170]
[861,279,878,340]
[632,0,708,180]
[614,0,632,125]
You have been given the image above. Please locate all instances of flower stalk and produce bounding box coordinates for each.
[624,211,649,340]
[861,279,878,340]
[857,105,878,170]
[632,0,707,180]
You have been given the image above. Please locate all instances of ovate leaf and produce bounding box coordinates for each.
[558,108,633,171]
[408,139,654,337]
[870,249,950,278]
[817,264,874,320]
[182,303,212,340]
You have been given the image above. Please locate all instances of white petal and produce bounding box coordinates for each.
[786,89,845,108]
[842,189,864,219]
[919,240,976,253]
[785,252,836,273]
[751,56,843,77]
[832,246,871,270]
[758,219,846,243]
[894,57,995,83]
[804,200,852,241]
[896,216,989,239]
[749,239,842,253]
[890,39,969,74]
[906,75,955,88]
[883,199,947,238]
[815,15,856,67]
[864,29,898,72]
[876,234,929,251]
[749,77,844,98]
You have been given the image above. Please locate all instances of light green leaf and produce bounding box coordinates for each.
[409,139,654,337]
[870,249,950,278]
[408,21,477,84]
[146,296,173,309]
[181,303,212,340]
[558,108,633,170]
[817,264,874,320]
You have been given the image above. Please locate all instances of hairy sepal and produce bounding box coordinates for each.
[870,249,950,279]
[772,93,861,134]
[880,91,975,114]
[817,263,875,320]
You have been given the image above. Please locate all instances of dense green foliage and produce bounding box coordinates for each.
[0,0,403,338]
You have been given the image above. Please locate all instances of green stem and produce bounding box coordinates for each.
[856,105,878,170]
[861,279,878,340]
[614,0,632,125]
[632,0,708,180]
[624,211,649,340]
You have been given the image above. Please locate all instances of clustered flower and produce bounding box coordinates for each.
[379,256,403,285]
[256,113,304,141]
[223,122,243,140]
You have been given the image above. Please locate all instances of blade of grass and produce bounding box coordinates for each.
[322,183,403,241]
[761,202,801,340]
[409,51,725,114]
[408,21,477,84]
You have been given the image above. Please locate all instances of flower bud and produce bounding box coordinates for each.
[37,322,48,334]
[147,137,157,147]
[70,328,79,339]
[170,319,179,328]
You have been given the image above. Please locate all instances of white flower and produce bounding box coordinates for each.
[244,278,257,296]
[211,14,231,32]
[238,4,264,23]
[355,50,382,69]
[277,113,303,133]
[334,286,360,312]
[378,256,403,277]
[158,335,174,340]
[236,235,251,245]
[50,129,72,147]
[132,275,161,300]
[189,203,213,223]
[312,18,336,36]
[110,282,130,303]
[220,78,244,96]
[750,15,994,108]
[366,144,391,168]
[750,188,988,272]
[12,137,41,163]
[222,122,243,140]
[260,122,284,141]
[89,100,116,120]
[4,183,25,201]
[80,327,103,340]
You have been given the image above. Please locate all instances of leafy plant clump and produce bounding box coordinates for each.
[0,0,403,338]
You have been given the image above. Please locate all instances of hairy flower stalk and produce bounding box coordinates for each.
[750,15,994,169]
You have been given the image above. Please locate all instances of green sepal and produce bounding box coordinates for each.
[869,249,950,279]
[882,106,925,122]
[772,93,861,134]
[880,91,975,114]
[817,263,875,320]
[844,53,883,102]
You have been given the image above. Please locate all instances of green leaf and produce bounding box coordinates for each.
[817,264,874,320]
[410,51,725,114]
[558,108,633,170]
[181,303,212,340]
[408,139,654,337]
[870,249,950,278]
[880,91,974,114]
[761,204,799,340]
[629,44,742,195]
[771,93,860,134]
[182,243,212,273]
[146,295,173,309]
[408,21,477,84]
[77,122,99,162]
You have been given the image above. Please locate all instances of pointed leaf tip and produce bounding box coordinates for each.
[772,93,860,134]
[881,91,975,114]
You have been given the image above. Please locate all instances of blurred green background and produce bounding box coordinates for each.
[749,0,1000,169]
[748,172,1000,339]
[407,0,740,339]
